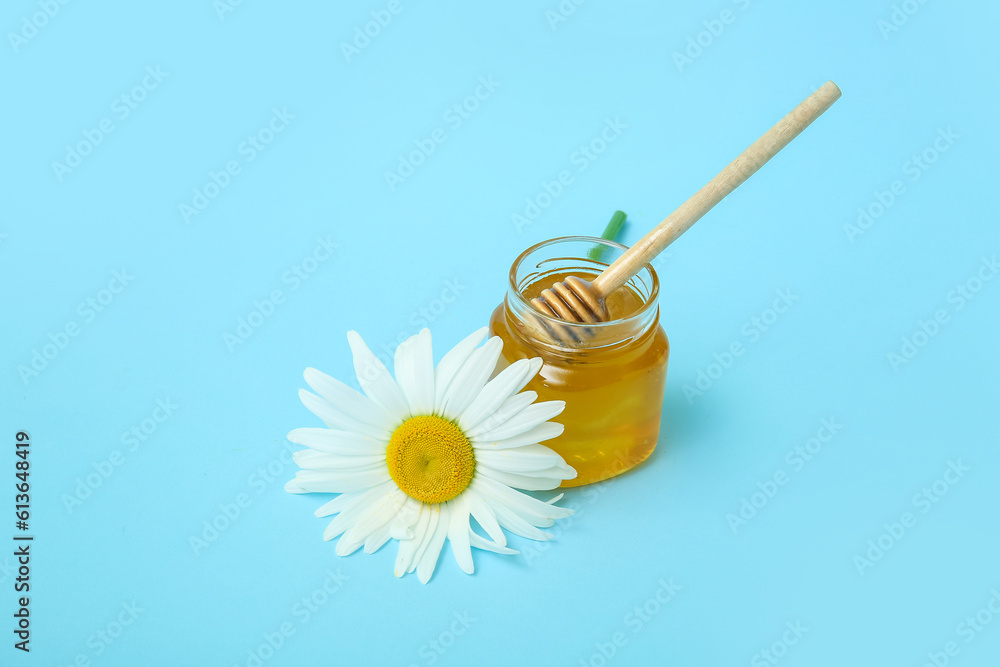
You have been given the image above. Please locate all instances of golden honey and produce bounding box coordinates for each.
[488,236,669,486]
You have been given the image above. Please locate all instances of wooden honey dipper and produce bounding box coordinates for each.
[531,81,843,329]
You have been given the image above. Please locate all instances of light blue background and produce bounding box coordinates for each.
[2,1,998,665]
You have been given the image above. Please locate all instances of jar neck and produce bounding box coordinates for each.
[504,236,661,358]
[503,292,660,358]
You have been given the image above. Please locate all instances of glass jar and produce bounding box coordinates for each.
[488,236,669,487]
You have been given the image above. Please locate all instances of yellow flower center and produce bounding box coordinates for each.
[386,416,475,504]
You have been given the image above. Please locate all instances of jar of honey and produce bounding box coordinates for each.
[488,236,669,486]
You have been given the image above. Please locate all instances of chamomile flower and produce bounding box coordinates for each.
[286,327,576,583]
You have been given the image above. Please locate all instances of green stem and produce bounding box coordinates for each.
[588,210,627,260]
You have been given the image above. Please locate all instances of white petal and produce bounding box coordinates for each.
[434,327,488,407]
[465,392,537,439]
[294,457,385,478]
[457,359,532,432]
[515,462,577,479]
[323,506,364,541]
[474,445,566,474]
[515,357,544,393]
[299,389,390,439]
[473,421,565,450]
[314,492,363,518]
[470,531,518,555]
[477,465,569,490]
[287,427,385,456]
[391,497,421,539]
[334,533,365,557]
[417,505,451,584]
[471,476,574,525]
[394,328,435,416]
[461,488,505,546]
[293,450,385,470]
[284,479,308,494]
[322,482,397,540]
[408,505,440,574]
[336,489,407,556]
[347,331,411,421]
[475,401,565,442]
[487,498,552,541]
[292,467,390,494]
[447,497,474,575]
[303,367,392,432]
[395,506,431,577]
[439,337,503,419]
[364,523,394,554]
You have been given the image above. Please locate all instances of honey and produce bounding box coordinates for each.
[518,270,647,320]
[488,236,669,486]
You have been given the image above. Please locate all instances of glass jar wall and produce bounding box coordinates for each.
[488,236,669,486]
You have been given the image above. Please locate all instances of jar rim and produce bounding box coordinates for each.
[508,235,660,330]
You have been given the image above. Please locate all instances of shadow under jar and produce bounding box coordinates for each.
[488,236,669,487]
